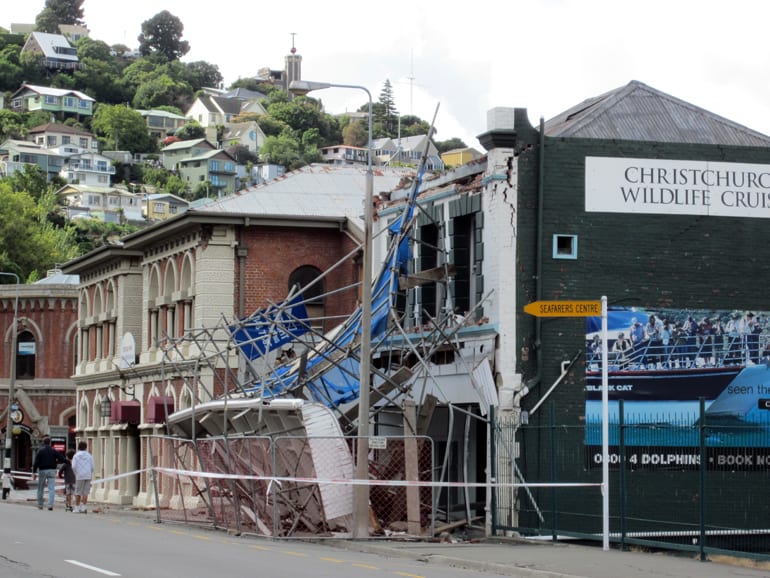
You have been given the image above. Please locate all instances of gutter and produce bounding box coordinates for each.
[524,117,546,391]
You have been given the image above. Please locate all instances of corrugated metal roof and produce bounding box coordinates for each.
[544,80,770,147]
[199,164,414,221]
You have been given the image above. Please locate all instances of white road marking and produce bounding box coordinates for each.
[65,559,121,576]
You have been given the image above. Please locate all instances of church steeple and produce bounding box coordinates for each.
[285,33,302,91]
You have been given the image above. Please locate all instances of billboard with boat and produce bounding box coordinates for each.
[584,307,770,469]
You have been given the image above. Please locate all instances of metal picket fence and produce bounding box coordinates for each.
[493,400,770,561]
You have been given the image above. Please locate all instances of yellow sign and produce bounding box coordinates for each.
[524,300,601,317]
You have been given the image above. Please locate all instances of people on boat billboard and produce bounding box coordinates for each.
[584,307,770,439]
[583,308,770,465]
[586,308,766,376]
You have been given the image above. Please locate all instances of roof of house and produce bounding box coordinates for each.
[161,138,214,152]
[55,184,136,197]
[180,149,236,163]
[146,193,190,204]
[199,164,414,224]
[390,135,430,150]
[24,32,78,62]
[194,94,243,116]
[224,88,268,101]
[35,269,79,285]
[543,80,770,146]
[10,84,94,102]
[0,139,61,157]
[28,123,93,137]
[137,109,188,121]
[223,121,260,139]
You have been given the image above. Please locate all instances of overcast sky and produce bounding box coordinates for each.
[7,1,770,150]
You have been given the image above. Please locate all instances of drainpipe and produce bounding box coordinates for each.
[525,116,546,391]
[237,220,248,317]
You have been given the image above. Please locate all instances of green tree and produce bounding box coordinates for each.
[91,104,154,154]
[267,97,341,146]
[251,115,288,138]
[73,38,129,104]
[69,218,141,254]
[26,110,56,130]
[5,165,49,201]
[18,52,49,86]
[138,11,190,61]
[0,44,23,91]
[376,79,398,136]
[0,184,79,282]
[132,74,193,110]
[226,144,258,165]
[261,134,304,170]
[228,77,274,95]
[400,115,432,138]
[174,122,205,141]
[435,137,467,154]
[0,110,26,141]
[184,61,223,92]
[35,0,85,33]
[164,174,189,197]
[341,118,368,147]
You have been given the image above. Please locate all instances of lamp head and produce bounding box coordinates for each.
[288,80,332,96]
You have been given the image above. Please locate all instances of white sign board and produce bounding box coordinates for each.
[585,156,770,218]
[120,332,136,369]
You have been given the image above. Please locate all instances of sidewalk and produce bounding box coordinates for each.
[7,484,770,578]
[328,538,770,578]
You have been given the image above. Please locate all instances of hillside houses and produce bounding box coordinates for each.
[20,31,81,72]
[10,84,93,120]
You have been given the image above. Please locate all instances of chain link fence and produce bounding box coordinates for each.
[147,434,434,538]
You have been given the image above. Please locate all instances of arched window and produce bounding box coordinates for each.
[288,266,325,330]
[16,330,35,379]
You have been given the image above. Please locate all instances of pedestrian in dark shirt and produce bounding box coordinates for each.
[32,437,66,510]
[59,449,76,512]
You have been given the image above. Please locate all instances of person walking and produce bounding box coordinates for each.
[59,449,76,512]
[1,470,13,500]
[32,437,67,510]
[71,441,94,514]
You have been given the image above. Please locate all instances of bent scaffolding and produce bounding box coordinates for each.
[156,108,498,537]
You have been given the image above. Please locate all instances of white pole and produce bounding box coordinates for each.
[601,295,609,550]
[1,273,19,477]
[288,80,373,538]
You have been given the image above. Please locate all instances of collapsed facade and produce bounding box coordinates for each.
[55,80,770,539]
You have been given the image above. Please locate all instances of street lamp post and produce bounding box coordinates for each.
[289,80,373,539]
[0,273,19,476]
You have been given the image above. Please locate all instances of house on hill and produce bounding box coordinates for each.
[10,84,94,121]
[160,138,216,171]
[320,144,368,166]
[28,123,99,152]
[144,193,190,222]
[441,147,483,168]
[21,32,80,72]
[56,184,143,222]
[373,134,444,170]
[138,109,189,143]
[0,139,65,181]
[161,138,238,196]
[185,93,267,146]
[177,148,238,196]
[222,121,266,156]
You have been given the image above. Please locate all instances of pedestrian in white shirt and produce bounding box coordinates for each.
[71,441,94,514]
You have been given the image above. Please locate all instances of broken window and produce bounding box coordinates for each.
[288,265,325,331]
